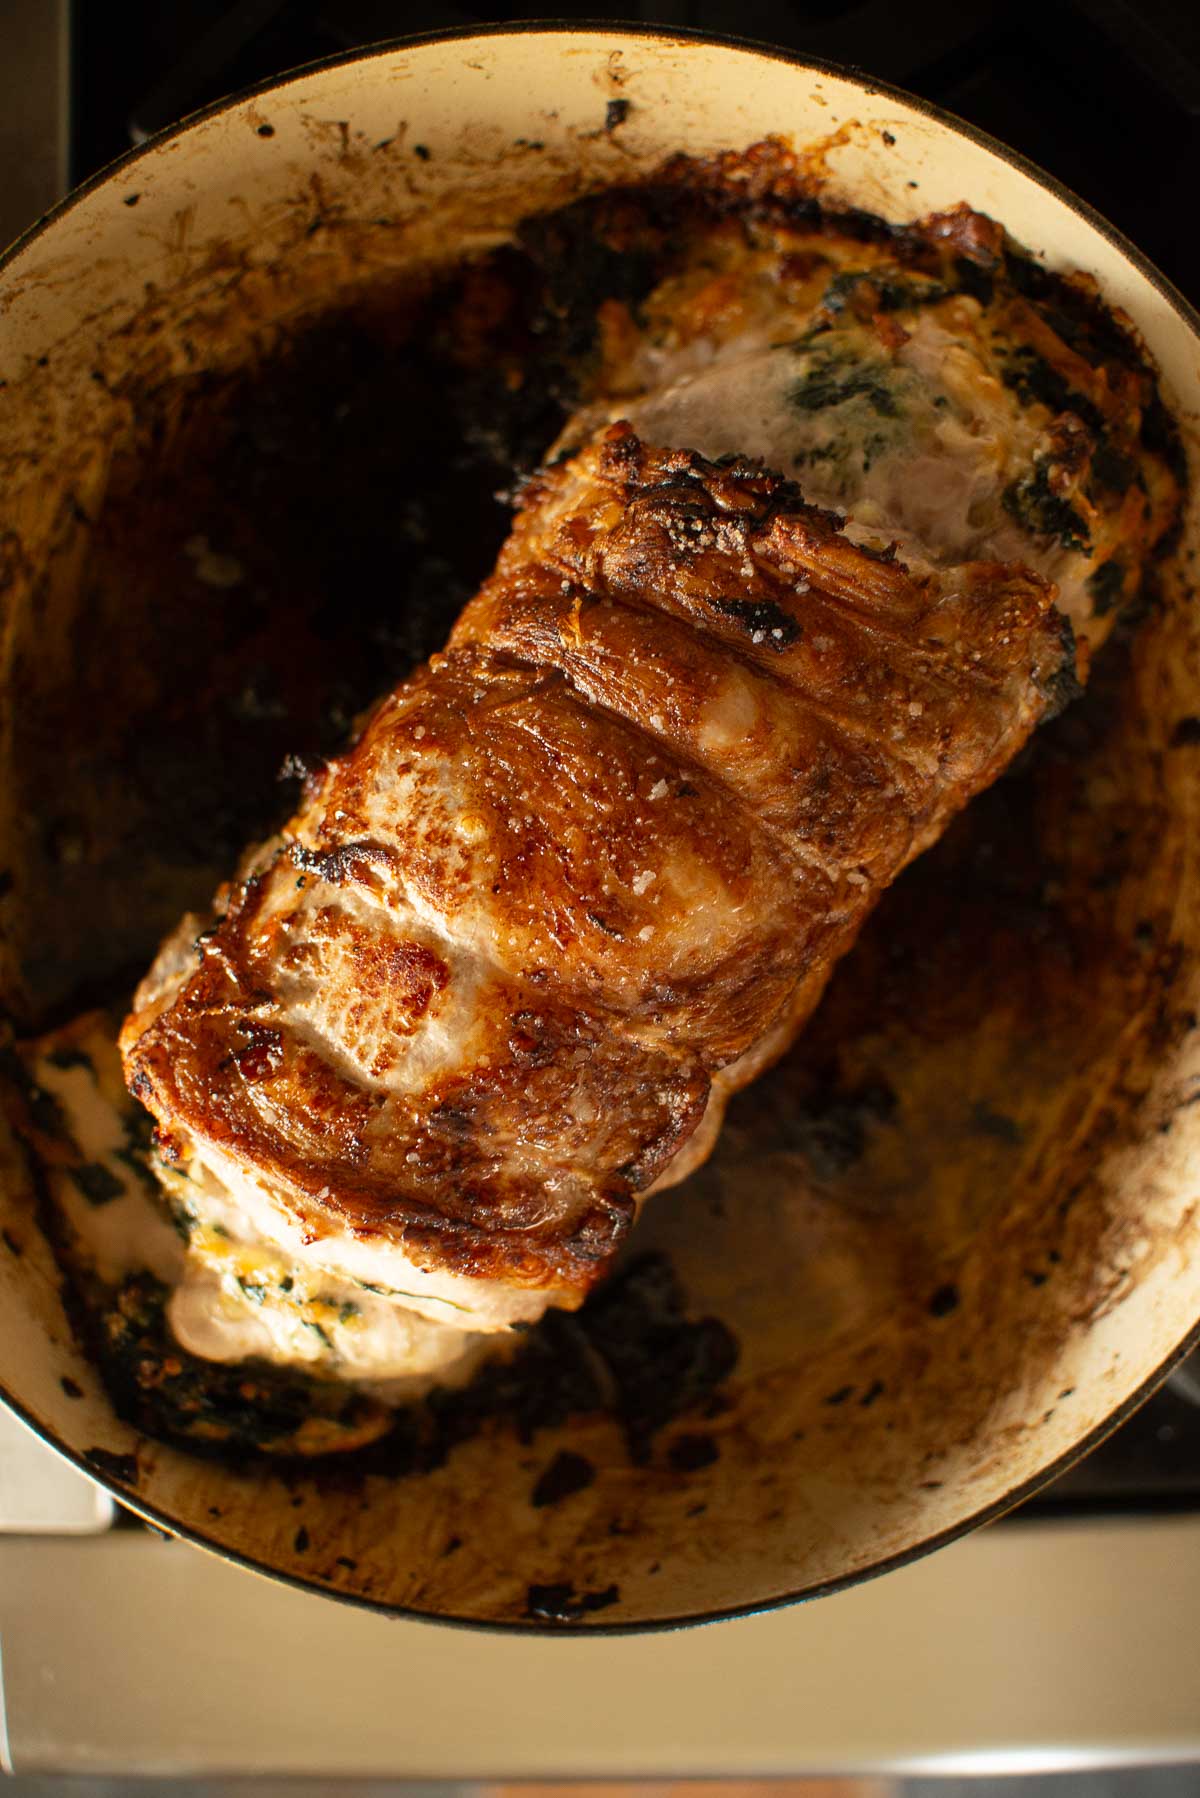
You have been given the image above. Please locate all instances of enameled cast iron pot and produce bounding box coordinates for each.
[1,26,1198,1629]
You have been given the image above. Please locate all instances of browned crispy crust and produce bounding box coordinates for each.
[121,424,1074,1301]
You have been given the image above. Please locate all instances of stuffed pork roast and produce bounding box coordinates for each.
[23,167,1181,1447]
[117,422,1075,1394]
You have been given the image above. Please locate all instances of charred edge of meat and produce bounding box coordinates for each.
[278,751,330,804]
[594,426,841,535]
[711,597,802,647]
[1035,613,1084,719]
[290,839,396,886]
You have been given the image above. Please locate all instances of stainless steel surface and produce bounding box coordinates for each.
[0,1520,1198,1777]
[0,1406,112,1535]
[1167,1349,1200,1408]
[0,0,68,251]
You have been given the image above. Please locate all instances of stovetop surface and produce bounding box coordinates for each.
[64,0,1200,1518]
[71,0,1200,301]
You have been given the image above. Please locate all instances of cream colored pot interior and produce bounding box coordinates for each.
[1,29,1199,1627]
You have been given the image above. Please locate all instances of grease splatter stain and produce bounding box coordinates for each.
[531,1450,596,1508]
[666,1433,719,1471]
[84,1446,138,1485]
[928,1283,960,1318]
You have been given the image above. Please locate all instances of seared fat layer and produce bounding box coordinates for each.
[121,425,1075,1357]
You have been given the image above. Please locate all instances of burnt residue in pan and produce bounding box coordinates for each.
[82,1252,736,1475]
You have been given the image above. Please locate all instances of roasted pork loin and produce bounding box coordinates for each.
[120,423,1075,1355]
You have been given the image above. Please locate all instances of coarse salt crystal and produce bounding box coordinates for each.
[414,724,425,738]
[632,869,656,895]
[649,779,669,800]
[638,925,654,941]
[751,631,765,645]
